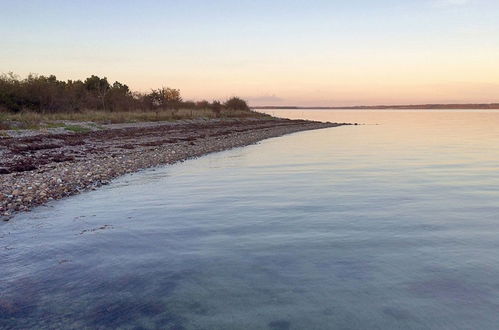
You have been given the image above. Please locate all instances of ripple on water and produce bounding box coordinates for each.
[3,110,499,329]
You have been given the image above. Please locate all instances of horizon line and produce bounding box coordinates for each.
[251,102,499,110]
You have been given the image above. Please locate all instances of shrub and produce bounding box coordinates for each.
[224,97,250,110]
[0,73,254,116]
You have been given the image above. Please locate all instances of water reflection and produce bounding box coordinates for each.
[2,110,499,329]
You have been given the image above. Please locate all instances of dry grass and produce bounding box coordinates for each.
[0,108,270,130]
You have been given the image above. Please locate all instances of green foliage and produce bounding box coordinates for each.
[224,97,250,110]
[196,100,210,109]
[84,75,110,92]
[148,87,182,110]
[45,122,66,128]
[0,72,252,115]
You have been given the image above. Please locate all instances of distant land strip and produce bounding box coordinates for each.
[253,103,499,110]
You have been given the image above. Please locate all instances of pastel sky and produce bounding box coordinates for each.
[1,0,499,106]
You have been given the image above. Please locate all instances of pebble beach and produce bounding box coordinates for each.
[0,118,346,220]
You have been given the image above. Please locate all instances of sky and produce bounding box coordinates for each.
[1,0,499,106]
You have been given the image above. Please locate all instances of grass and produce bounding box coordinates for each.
[45,122,66,129]
[64,125,92,133]
[0,108,270,130]
[88,123,105,130]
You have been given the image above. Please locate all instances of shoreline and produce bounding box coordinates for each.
[0,118,349,220]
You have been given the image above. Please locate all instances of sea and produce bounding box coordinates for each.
[2,110,499,329]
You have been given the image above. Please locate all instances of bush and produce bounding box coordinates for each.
[0,72,253,115]
[224,97,250,110]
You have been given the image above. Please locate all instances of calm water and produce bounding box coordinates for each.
[2,110,499,329]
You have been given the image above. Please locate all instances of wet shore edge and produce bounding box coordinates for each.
[0,118,351,221]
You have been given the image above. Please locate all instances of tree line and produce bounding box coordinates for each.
[0,73,250,113]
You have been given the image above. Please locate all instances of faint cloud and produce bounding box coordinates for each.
[432,0,471,7]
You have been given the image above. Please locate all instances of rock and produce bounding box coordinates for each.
[0,119,343,219]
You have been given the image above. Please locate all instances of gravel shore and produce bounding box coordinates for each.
[0,118,347,220]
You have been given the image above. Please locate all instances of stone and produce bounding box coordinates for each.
[0,119,340,219]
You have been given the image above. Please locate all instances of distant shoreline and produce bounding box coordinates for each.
[253,104,499,110]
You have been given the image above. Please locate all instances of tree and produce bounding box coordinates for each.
[25,74,64,112]
[148,87,182,110]
[65,79,86,111]
[224,97,249,110]
[84,75,110,110]
[0,72,256,115]
[107,81,134,111]
[195,100,210,109]
[210,100,222,116]
[0,72,22,112]
[210,100,222,111]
